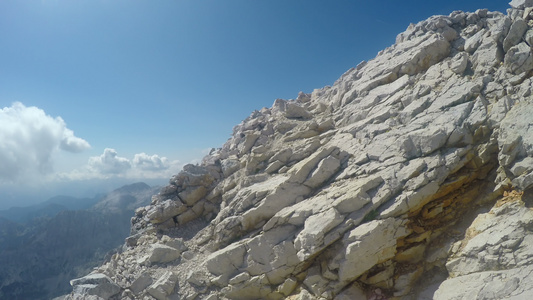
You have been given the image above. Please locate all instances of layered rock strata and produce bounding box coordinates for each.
[69,2,533,299]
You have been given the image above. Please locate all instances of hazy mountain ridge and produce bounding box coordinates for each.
[0,195,101,224]
[0,182,159,300]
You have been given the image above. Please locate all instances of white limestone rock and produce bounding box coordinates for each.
[503,18,528,52]
[221,158,240,177]
[146,271,178,300]
[498,101,533,178]
[239,131,260,155]
[294,208,344,261]
[285,102,312,120]
[435,266,533,300]
[338,218,409,283]
[448,52,469,74]
[277,277,298,296]
[70,273,121,300]
[204,242,246,282]
[510,0,533,9]
[245,226,300,283]
[504,42,533,74]
[464,29,486,53]
[304,155,341,188]
[178,185,207,206]
[334,282,366,300]
[435,199,533,299]
[472,40,504,70]
[146,199,186,224]
[240,178,311,231]
[161,236,187,252]
[265,160,285,174]
[222,275,276,299]
[525,28,533,45]
[510,157,533,176]
[130,272,153,295]
[146,243,182,264]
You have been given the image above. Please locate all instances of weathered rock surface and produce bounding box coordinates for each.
[434,192,533,299]
[67,2,533,300]
[70,273,121,299]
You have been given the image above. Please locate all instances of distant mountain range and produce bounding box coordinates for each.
[0,195,101,223]
[0,182,159,300]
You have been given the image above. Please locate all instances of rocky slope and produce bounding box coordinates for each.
[0,182,158,300]
[68,1,533,299]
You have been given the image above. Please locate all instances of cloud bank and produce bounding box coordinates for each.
[65,148,181,180]
[133,153,170,171]
[0,102,90,182]
[0,102,183,186]
[88,148,132,174]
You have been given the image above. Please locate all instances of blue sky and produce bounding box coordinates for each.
[0,0,509,207]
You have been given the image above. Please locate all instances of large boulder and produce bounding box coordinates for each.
[70,273,121,300]
[504,42,533,74]
[509,0,533,9]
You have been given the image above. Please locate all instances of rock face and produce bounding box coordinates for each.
[434,191,533,299]
[68,2,533,300]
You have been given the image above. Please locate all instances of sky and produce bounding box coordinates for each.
[0,0,509,208]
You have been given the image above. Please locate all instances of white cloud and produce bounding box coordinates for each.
[60,128,91,152]
[0,102,90,182]
[133,153,170,171]
[88,148,132,174]
[69,148,181,180]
